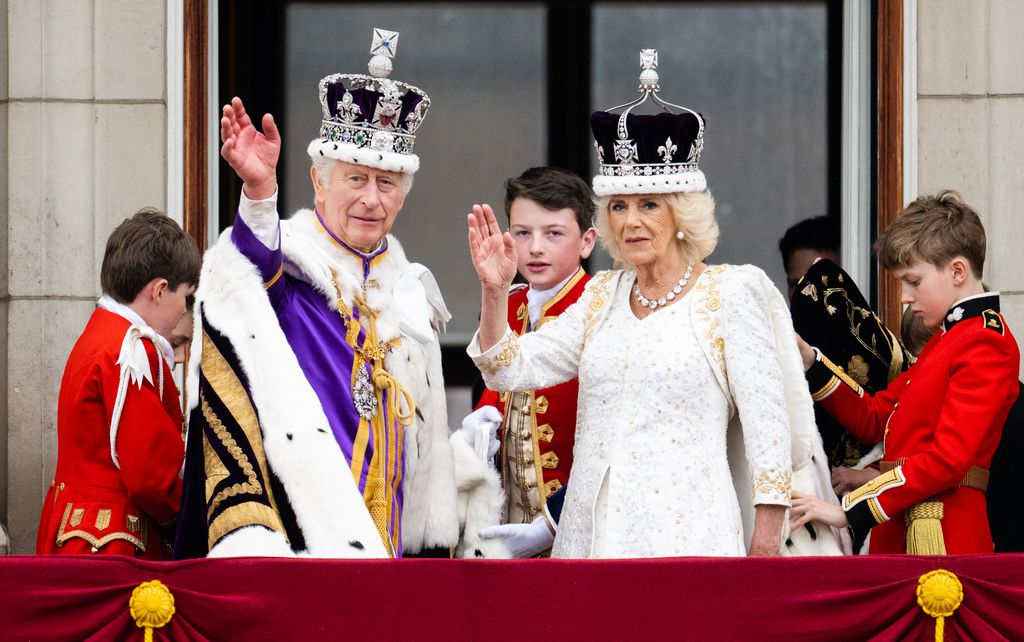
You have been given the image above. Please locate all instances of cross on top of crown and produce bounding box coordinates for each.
[371,28,399,59]
[639,49,660,91]
[640,49,658,71]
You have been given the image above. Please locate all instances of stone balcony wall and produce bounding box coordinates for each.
[917,0,1024,375]
[1,0,167,553]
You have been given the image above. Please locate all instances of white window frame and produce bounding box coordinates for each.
[840,0,872,287]
[841,0,916,294]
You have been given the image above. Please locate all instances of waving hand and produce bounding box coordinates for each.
[220,96,280,200]
[468,204,517,352]
[467,204,517,291]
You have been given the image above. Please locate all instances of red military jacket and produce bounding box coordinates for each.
[477,268,590,524]
[808,292,1020,553]
[36,308,184,559]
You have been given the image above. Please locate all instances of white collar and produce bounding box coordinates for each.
[525,270,578,329]
[97,294,175,367]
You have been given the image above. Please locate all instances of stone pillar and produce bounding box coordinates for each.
[917,0,1024,373]
[2,0,167,553]
[0,0,9,547]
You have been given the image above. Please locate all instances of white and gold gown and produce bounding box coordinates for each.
[470,265,805,558]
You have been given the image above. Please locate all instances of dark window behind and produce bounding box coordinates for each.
[219,0,841,389]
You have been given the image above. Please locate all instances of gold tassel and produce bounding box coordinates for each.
[916,570,963,642]
[906,501,946,555]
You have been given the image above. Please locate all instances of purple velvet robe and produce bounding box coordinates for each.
[231,213,405,555]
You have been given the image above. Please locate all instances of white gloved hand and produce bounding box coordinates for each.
[460,406,502,464]
[478,518,555,558]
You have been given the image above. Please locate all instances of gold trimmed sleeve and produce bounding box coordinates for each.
[472,329,520,378]
[866,497,888,524]
[841,468,905,541]
[806,348,864,400]
[845,497,886,541]
[751,469,792,506]
[842,466,905,511]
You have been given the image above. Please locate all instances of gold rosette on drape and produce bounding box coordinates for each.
[129,580,175,641]
[916,569,963,642]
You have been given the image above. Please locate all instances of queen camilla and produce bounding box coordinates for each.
[468,51,845,558]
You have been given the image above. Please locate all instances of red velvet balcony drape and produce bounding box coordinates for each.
[2,555,1024,641]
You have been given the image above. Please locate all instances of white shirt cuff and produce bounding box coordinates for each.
[238,187,281,251]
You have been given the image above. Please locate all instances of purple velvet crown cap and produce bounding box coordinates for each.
[590,109,707,196]
[324,81,427,132]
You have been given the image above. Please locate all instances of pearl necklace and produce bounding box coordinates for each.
[634,263,694,311]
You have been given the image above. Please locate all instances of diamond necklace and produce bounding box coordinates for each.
[634,262,694,311]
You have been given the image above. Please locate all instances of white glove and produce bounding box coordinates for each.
[460,406,502,464]
[478,518,555,558]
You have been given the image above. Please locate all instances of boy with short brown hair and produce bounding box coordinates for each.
[791,190,1020,554]
[462,167,596,555]
[37,208,200,559]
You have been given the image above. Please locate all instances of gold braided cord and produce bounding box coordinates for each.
[372,366,416,427]
[352,280,415,427]
[129,580,175,642]
[331,274,414,557]
[908,502,944,521]
[917,569,963,642]
[906,501,946,555]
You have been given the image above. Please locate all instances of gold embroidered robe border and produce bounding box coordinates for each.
[198,325,287,550]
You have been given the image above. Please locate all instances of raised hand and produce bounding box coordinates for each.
[467,204,517,291]
[220,96,281,200]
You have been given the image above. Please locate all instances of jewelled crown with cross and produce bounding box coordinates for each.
[591,49,707,196]
[306,28,431,175]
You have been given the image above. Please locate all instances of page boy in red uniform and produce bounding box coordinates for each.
[36,208,200,558]
[790,190,1020,554]
[461,167,596,555]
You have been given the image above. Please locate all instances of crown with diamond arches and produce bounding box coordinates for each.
[306,27,431,175]
[590,49,706,196]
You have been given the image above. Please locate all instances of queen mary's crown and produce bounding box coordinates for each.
[306,28,430,175]
[591,49,706,196]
